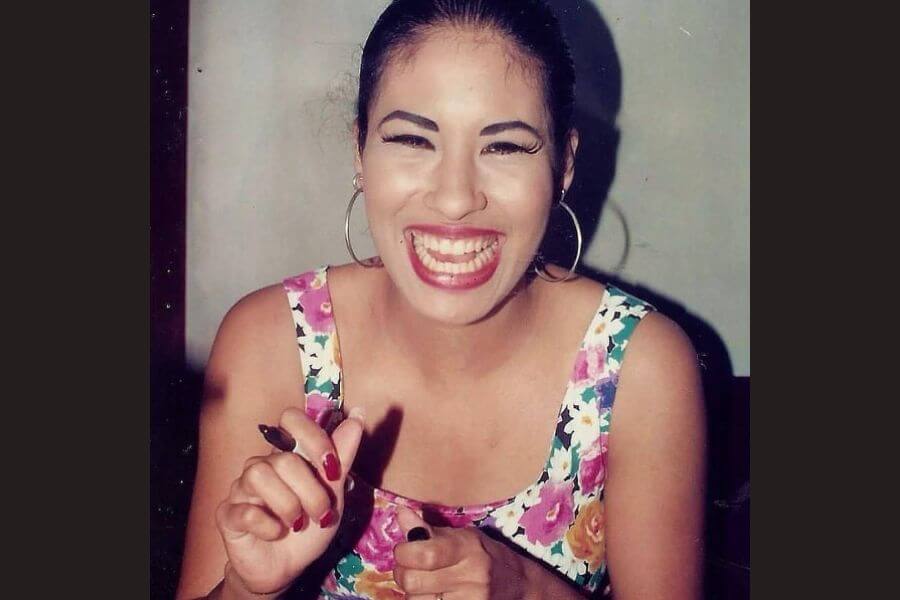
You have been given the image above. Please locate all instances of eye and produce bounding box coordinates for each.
[482,141,541,156]
[381,134,434,150]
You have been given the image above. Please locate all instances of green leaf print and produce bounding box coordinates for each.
[551,540,564,555]
[335,553,364,588]
[580,387,596,402]
[569,446,581,478]
[551,435,565,452]
[314,334,329,346]
[317,380,334,395]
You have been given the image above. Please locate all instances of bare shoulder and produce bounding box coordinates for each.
[619,311,702,400]
[203,282,304,420]
[611,310,705,444]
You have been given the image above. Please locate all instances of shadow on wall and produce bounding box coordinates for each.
[540,0,621,270]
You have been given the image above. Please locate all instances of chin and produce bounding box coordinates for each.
[374,233,527,327]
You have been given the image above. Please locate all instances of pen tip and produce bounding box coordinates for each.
[258,424,268,434]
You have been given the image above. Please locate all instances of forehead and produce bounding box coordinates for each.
[373,27,549,130]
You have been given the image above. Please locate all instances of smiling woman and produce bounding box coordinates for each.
[177,2,705,600]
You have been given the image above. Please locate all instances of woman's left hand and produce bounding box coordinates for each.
[391,507,534,600]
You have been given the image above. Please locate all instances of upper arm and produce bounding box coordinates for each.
[175,284,305,600]
[604,312,706,600]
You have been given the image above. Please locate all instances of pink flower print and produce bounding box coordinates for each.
[299,285,334,333]
[284,271,318,293]
[577,433,608,495]
[305,393,333,426]
[423,506,489,528]
[518,480,576,546]
[571,345,607,383]
[355,501,405,572]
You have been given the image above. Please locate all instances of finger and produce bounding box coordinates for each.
[217,501,285,542]
[392,564,464,596]
[279,407,342,482]
[238,461,304,529]
[330,406,366,485]
[395,505,432,539]
[267,451,334,528]
[394,535,464,571]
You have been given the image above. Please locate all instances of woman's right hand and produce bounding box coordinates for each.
[214,406,365,596]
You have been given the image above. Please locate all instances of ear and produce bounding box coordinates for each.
[561,128,580,192]
[352,119,364,174]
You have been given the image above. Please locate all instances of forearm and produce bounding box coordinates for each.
[193,567,287,600]
[521,558,590,600]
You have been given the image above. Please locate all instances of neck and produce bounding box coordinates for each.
[375,275,541,381]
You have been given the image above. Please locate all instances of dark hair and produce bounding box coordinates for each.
[356,0,575,185]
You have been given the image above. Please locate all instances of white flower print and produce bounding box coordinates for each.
[552,545,589,579]
[592,307,627,350]
[548,446,575,482]
[518,482,544,508]
[564,398,601,451]
[491,502,525,537]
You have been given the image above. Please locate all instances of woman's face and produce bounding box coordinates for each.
[356,27,575,325]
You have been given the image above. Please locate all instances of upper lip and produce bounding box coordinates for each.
[405,224,503,239]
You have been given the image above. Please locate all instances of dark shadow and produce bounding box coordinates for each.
[541,0,622,268]
[351,405,405,489]
[150,360,205,599]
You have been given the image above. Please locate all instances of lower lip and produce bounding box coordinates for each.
[406,234,501,291]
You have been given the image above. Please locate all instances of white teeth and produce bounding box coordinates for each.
[411,231,498,257]
[412,231,500,275]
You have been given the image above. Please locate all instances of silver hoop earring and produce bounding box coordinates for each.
[344,174,379,268]
[534,191,582,283]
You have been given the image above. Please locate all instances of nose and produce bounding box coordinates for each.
[424,150,487,220]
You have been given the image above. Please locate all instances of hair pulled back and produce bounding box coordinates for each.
[356,0,575,184]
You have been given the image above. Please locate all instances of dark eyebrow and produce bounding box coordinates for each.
[377,110,439,132]
[480,120,542,138]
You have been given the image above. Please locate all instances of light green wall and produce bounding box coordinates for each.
[187,0,749,374]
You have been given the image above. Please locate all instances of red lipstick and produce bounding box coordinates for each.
[405,225,503,290]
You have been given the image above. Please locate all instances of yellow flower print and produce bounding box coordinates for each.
[354,569,404,600]
[565,499,606,570]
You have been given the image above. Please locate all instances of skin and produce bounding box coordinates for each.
[177,26,705,600]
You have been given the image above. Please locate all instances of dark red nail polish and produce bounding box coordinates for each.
[292,514,305,532]
[319,509,335,528]
[323,452,340,481]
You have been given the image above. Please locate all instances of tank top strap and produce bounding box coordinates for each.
[282,266,343,426]
[570,284,656,412]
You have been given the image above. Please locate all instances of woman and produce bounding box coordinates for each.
[177,1,705,598]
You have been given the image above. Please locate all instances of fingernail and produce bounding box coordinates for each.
[292,514,305,532]
[319,509,336,528]
[348,406,366,423]
[407,527,430,542]
[323,452,340,481]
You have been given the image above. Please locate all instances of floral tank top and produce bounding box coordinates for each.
[282,267,654,599]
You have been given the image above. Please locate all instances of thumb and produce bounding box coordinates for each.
[330,406,365,485]
[395,506,432,541]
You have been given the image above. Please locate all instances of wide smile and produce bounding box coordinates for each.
[405,225,503,290]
